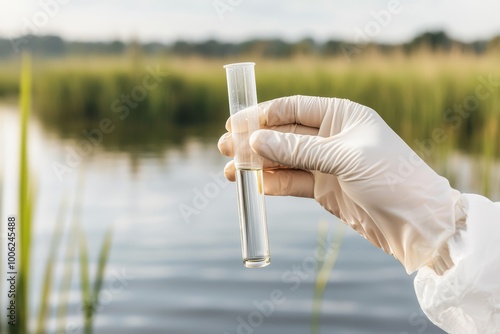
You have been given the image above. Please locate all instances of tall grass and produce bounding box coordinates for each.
[2,52,113,334]
[18,53,500,159]
[35,195,67,334]
[79,224,113,334]
[13,51,34,334]
[0,59,20,98]
[1,53,499,158]
[55,213,79,333]
[311,220,346,334]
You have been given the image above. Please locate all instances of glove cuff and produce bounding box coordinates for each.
[425,194,468,275]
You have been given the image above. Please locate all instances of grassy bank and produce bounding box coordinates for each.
[0,53,499,157]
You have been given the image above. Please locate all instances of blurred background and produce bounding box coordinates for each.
[1,1,499,333]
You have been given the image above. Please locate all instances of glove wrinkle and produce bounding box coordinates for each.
[220,95,498,334]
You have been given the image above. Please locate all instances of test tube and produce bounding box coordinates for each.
[224,62,270,268]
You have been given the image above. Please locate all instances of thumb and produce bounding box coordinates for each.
[250,129,339,174]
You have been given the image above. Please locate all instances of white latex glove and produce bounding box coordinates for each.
[218,95,464,273]
[414,193,500,333]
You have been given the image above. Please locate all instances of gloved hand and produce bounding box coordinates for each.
[218,95,465,274]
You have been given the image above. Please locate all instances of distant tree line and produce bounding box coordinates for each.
[1,31,499,59]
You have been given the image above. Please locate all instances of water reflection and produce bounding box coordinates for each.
[30,102,500,200]
[1,105,498,333]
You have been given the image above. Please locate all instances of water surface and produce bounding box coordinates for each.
[4,105,498,333]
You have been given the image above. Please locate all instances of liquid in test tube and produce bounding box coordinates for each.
[224,62,270,268]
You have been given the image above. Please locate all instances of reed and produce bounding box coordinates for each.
[79,225,114,334]
[1,53,498,158]
[9,53,496,158]
[2,52,113,334]
[35,195,67,334]
[12,51,34,334]
[311,221,345,334]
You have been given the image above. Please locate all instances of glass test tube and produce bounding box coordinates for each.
[224,62,270,268]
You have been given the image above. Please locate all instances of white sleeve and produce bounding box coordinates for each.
[414,193,500,334]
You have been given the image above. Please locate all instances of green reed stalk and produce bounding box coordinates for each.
[35,195,68,334]
[79,224,113,334]
[311,221,345,334]
[13,51,34,334]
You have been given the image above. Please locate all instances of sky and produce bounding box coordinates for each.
[1,0,500,44]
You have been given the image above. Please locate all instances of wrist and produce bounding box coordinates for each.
[424,194,468,275]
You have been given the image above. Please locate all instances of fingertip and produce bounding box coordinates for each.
[217,132,234,157]
[225,118,232,132]
[224,160,236,182]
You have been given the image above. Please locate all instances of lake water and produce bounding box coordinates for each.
[2,105,498,334]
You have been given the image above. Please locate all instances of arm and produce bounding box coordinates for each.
[218,95,500,333]
[415,194,500,333]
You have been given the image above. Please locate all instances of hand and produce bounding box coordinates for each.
[218,95,463,273]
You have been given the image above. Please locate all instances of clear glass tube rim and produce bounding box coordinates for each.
[223,62,256,69]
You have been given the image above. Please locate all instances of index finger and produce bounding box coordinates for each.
[225,95,340,131]
[261,95,333,128]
